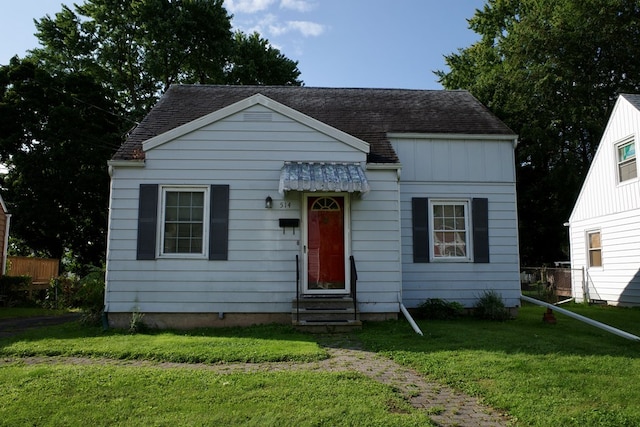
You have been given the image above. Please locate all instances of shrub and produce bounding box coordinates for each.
[44,275,80,309]
[76,267,106,325]
[0,275,32,306]
[474,290,511,321]
[415,298,465,320]
[43,267,105,325]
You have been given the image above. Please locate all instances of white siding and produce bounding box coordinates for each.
[351,169,402,312]
[569,209,640,305]
[392,137,521,308]
[570,98,640,222]
[569,96,640,305]
[392,137,516,183]
[106,104,401,314]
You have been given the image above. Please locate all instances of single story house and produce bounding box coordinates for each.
[105,85,521,328]
[568,94,640,305]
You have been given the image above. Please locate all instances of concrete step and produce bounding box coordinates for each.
[292,307,357,321]
[293,297,355,310]
[292,319,362,333]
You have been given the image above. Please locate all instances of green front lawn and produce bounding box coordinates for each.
[357,303,640,426]
[0,323,326,363]
[1,303,639,426]
[1,365,430,426]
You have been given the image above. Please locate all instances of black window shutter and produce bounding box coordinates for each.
[472,198,490,263]
[209,185,229,260]
[137,184,158,260]
[412,198,429,263]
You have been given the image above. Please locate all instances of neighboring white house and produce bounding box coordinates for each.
[105,85,521,328]
[568,94,640,306]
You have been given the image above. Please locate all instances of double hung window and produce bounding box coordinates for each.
[431,201,470,260]
[617,139,637,183]
[587,231,602,268]
[162,188,206,255]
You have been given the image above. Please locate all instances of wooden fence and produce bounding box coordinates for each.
[6,256,60,295]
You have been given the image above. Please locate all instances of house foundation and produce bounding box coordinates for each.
[106,311,398,330]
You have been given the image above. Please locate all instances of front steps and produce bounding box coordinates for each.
[292,296,362,332]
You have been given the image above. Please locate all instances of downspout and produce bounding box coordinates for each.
[400,301,423,336]
[521,294,640,341]
[2,213,10,275]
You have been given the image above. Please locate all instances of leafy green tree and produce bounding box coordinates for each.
[0,58,125,268]
[33,0,233,118]
[225,32,302,85]
[437,0,640,264]
[32,0,301,119]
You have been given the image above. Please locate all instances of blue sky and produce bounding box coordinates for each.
[0,0,486,90]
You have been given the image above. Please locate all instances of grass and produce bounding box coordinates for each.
[2,303,640,426]
[357,302,640,426]
[0,365,431,426]
[0,322,432,426]
[0,323,327,363]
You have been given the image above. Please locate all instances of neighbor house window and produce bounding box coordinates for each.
[430,200,470,260]
[617,139,637,182]
[587,231,602,267]
[161,187,207,255]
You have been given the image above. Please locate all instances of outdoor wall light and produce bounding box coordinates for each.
[265,196,273,209]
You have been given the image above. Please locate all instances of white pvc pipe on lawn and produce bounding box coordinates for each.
[400,303,424,336]
[521,294,640,341]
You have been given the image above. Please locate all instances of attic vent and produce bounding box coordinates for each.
[243,112,273,122]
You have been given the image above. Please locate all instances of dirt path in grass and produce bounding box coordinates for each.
[1,316,512,426]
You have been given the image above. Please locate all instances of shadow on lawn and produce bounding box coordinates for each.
[355,305,640,359]
[3,305,639,360]
[0,318,325,362]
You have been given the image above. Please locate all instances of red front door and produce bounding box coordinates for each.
[306,196,346,292]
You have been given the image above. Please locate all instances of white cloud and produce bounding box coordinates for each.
[238,13,278,35]
[225,0,276,14]
[280,0,315,12]
[287,21,325,37]
[242,15,325,38]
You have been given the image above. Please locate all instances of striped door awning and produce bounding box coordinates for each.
[278,162,370,195]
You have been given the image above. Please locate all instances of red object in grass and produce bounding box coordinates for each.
[543,308,557,324]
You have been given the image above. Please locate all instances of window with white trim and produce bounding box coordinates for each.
[161,187,208,256]
[587,230,602,267]
[430,200,470,260]
[617,139,637,183]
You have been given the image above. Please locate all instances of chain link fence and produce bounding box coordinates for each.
[520,266,578,303]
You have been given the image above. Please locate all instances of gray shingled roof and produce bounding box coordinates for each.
[113,85,516,163]
[621,93,640,111]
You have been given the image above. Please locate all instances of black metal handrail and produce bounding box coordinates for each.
[349,255,358,320]
[295,254,300,322]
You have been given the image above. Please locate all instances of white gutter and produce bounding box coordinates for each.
[521,295,640,341]
[400,303,423,336]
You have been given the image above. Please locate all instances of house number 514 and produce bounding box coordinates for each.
[279,201,291,208]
